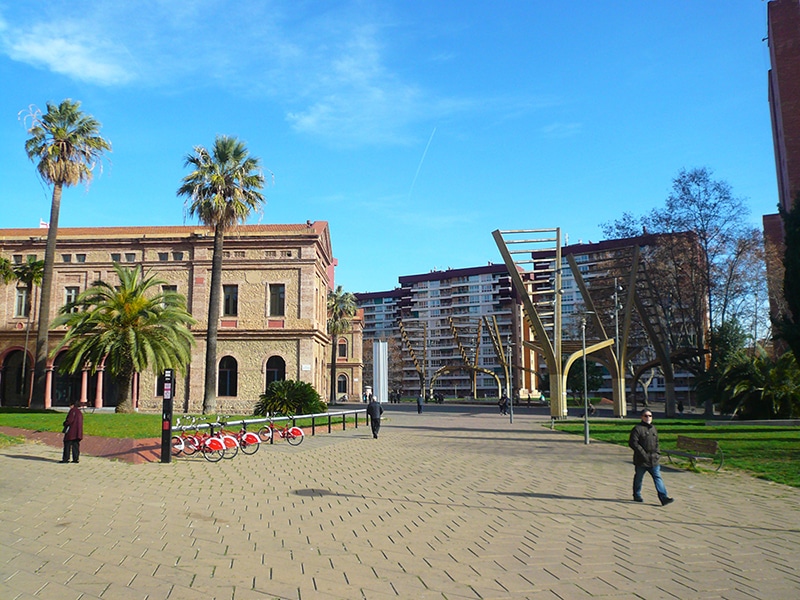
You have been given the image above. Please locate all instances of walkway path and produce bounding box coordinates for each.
[2,407,799,599]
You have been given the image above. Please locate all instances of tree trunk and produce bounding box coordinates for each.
[31,183,62,408]
[203,225,225,414]
[115,366,135,413]
[329,334,338,404]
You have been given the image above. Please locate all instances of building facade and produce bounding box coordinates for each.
[357,265,537,400]
[0,223,338,414]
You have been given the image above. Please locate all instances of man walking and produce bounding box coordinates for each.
[366,397,384,439]
[628,410,674,506]
[61,399,84,463]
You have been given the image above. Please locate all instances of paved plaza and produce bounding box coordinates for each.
[2,406,799,599]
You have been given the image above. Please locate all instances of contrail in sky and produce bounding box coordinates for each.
[408,127,437,201]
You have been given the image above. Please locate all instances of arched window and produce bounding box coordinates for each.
[337,339,348,358]
[337,374,348,394]
[265,355,286,388]
[218,356,238,397]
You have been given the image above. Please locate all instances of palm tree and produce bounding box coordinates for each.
[0,257,14,283]
[51,264,196,413]
[23,99,111,408]
[327,285,357,404]
[177,135,266,414]
[13,257,44,402]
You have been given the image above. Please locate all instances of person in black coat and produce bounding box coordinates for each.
[61,399,84,463]
[628,410,673,505]
[366,398,384,438]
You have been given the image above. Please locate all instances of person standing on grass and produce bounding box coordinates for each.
[628,409,674,506]
[61,399,84,463]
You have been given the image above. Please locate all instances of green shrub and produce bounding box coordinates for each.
[254,380,326,417]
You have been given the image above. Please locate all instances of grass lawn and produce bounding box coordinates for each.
[0,408,359,440]
[552,419,800,489]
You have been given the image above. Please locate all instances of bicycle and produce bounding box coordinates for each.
[234,421,261,455]
[258,422,304,446]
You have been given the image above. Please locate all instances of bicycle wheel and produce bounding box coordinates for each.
[239,432,260,455]
[257,426,272,442]
[182,435,199,456]
[171,435,184,456]
[221,435,239,459]
[286,427,304,446]
[202,448,224,462]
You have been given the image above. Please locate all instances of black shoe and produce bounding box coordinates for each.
[633,496,643,503]
[59,460,69,464]
[660,497,674,506]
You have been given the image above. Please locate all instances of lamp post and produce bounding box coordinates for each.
[581,313,592,445]
[507,336,514,424]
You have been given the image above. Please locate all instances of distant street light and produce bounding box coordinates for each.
[581,312,594,445]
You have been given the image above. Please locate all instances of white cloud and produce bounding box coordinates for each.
[1,19,135,86]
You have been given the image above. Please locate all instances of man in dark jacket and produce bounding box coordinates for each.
[628,410,673,505]
[61,399,84,463]
[366,397,384,438]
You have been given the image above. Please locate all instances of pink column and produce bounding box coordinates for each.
[44,365,53,409]
[94,368,104,409]
[80,369,89,403]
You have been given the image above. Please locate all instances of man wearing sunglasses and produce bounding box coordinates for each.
[628,410,674,506]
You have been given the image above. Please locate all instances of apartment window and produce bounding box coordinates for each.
[15,288,28,317]
[223,285,238,316]
[61,254,72,263]
[125,253,136,262]
[158,252,169,261]
[12,255,22,264]
[111,253,121,262]
[269,283,285,317]
[65,287,79,312]
[172,252,184,261]
[218,356,238,397]
[338,340,348,358]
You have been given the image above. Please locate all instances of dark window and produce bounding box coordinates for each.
[125,253,136,262]
[223,285,238,316]
[269,283,285,316]
[337,374,348,394]
[61,254,72,263]
[338,340,347,358]
[265,356,286,387]
[158,252,169,261]
[172,251,184,261]
[218,356,238,396]
[76,254,86,263]
[65,287,79,313]
[111,253,121,262]
[12,255,22,264]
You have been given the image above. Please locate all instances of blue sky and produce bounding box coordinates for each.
[0,1,776,293]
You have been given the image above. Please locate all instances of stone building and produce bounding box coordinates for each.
[0,223,343,414]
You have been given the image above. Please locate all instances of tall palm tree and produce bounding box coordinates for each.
[177,135,266,414]
[51,264,196,413]
[23,99,111,408]
[327,285,357,404]
[13,257,44,402]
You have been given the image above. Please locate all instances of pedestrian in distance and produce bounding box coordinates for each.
[366,397,384,438]
[60,399,84,463]
[498,394,509,415]
[416,393,423,414]
[628,410,674,506]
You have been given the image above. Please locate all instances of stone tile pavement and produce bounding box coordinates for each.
[1,407,799,599]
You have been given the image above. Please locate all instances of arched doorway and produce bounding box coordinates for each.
[1,350,31,407]
[52,352,82,407]
[265,355,286,388]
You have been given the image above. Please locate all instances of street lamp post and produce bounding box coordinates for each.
[581,313,591,445]
[507,336,514,424]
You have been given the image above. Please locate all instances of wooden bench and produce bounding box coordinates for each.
[663,435,723,471]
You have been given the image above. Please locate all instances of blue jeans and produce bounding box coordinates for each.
[633,464,668,499]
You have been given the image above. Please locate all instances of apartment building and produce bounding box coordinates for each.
[357,264,536,400]
[0,223,337,414]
